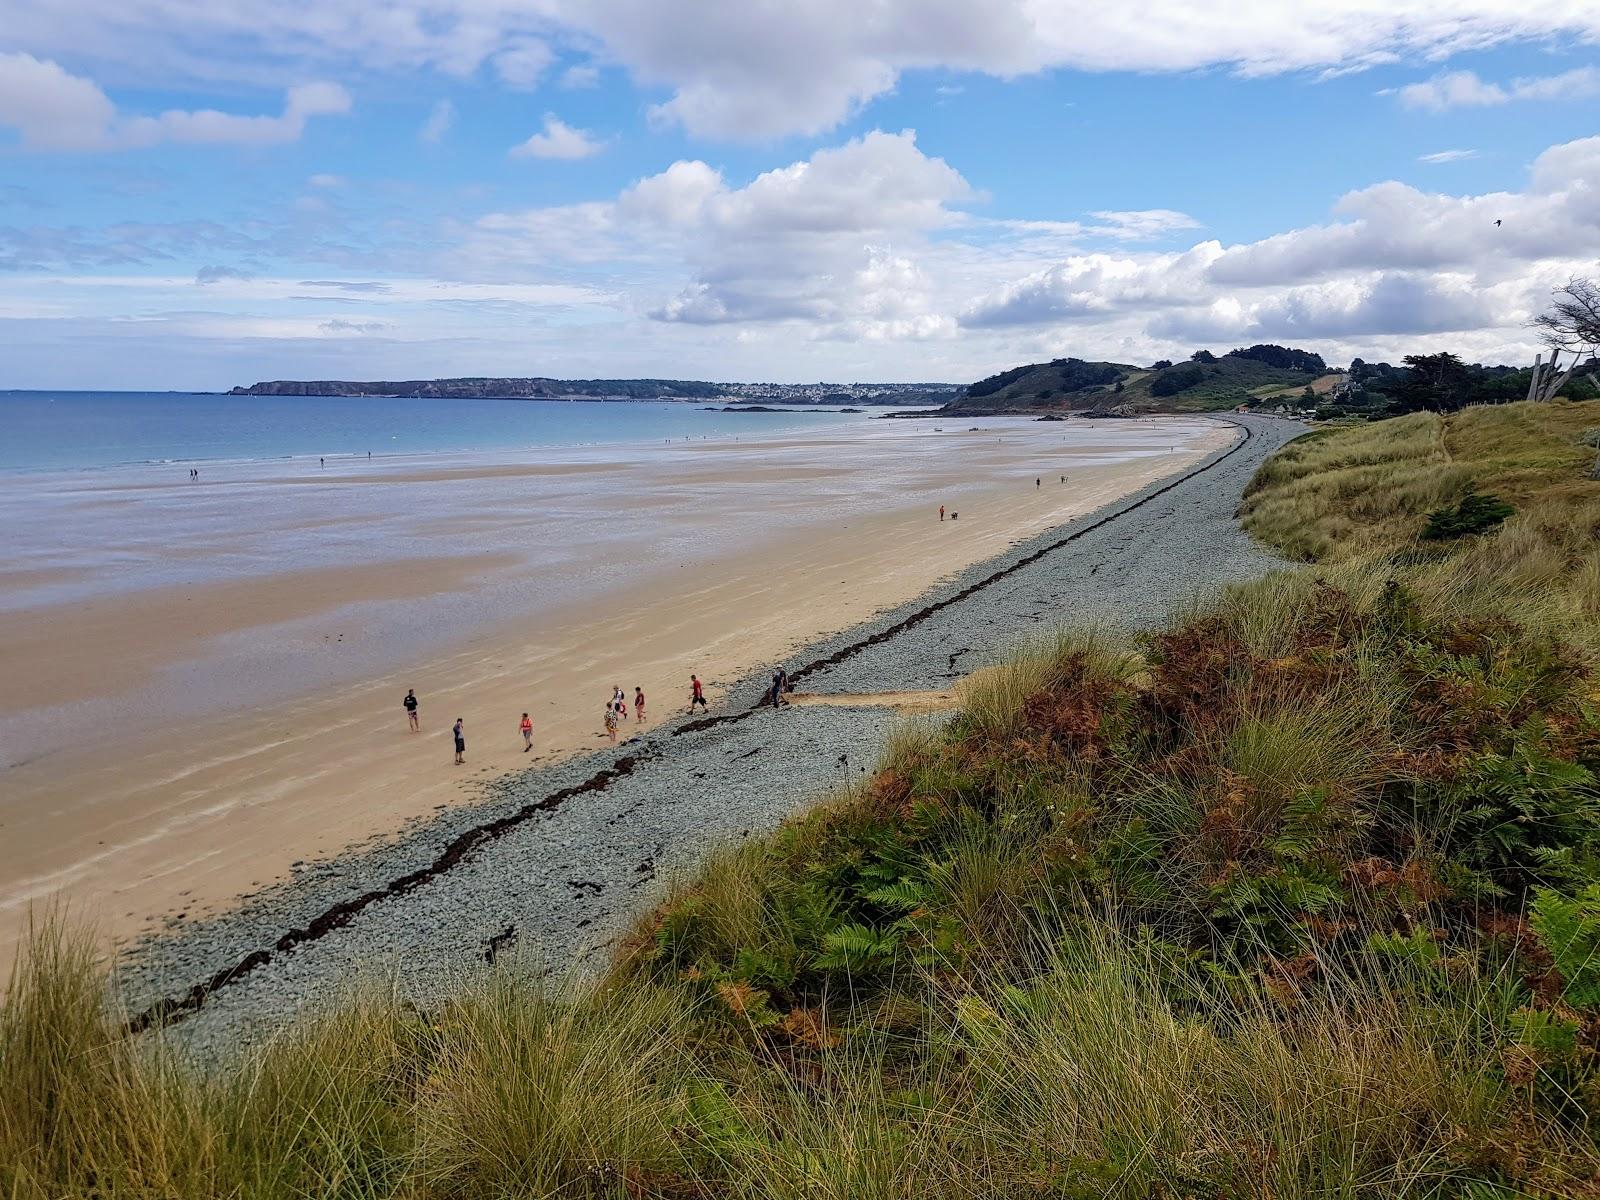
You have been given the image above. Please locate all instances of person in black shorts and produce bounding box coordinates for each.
[690,674,707,711]
[452,717,465,764]
[404,689,419,732]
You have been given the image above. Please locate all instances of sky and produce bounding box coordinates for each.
[2,2,1599,389]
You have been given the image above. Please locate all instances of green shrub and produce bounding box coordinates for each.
[1422,489,1516,539]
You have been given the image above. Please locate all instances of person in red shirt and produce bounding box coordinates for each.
[939,505,945,521]
[689,674,707,711]
[520,712,533,753]
[634,687,646,723]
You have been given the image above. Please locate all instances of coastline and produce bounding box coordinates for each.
[112,414,1306,1059]
[0,416,1230,975]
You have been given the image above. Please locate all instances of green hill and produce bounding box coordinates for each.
[942,345,1333,415]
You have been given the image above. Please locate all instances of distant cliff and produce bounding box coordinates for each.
[229,377,730,400]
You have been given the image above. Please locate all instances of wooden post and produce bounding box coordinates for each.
[1526,353,1543,403]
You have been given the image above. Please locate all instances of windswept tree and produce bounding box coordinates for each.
[1398,352,1472,413]
[1529,274,1600,401]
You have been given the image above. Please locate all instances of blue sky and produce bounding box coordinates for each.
[2,2,1599,388]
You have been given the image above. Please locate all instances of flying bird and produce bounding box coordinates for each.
[1494,219,1502,226]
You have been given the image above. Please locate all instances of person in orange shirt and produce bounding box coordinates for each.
[520,712,533,753]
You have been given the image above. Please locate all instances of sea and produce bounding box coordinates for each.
[0,391,868,473]
[0,390,1214,750]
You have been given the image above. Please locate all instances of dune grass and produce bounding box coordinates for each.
[6,399,1600,1198]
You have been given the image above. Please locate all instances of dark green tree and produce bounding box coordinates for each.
[1398,352,1473,413]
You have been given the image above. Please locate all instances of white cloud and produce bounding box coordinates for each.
[559,63,600,88]
[0,54,349,150]
[307,173,346,187]
[960,132,1600,357]
[418,99,454,144]
[13,110,1600,387]
[1148,272,1503,342]
[19,273,614,309]
[1087,209,1203,240]
[0,52,116,151]
[1397,66,1600,111]
[123,81,350,147]
[494,38,552,89]
[1418,149,1478,164]
[194,264,254,285]
[6,2,1600,139]
[469,130,974,335]
[641,131,972,327]
[456,125,1600,366]
[319,318,391,334]
[546,1,1600,137]
[509,114,605,160]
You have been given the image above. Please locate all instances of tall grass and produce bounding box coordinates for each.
[415,973,690,1194]
[969,931,1513,1197]
[14,910,1577,1199]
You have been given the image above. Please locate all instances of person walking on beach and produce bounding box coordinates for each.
[404,688,419,731]
[603,703,618,743]
[634,687,646,724]
[320,457,325,469]
[1036,477,1041,488]
[939,504,945,522]
[690,674,707,712]
[769,668,789,709]
[520,712,533,752]
[452,717,466,764]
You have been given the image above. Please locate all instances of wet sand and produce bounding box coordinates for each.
[0,418,1230,970]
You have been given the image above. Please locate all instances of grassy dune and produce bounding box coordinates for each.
[1240,400,1600,680]
[6,401,1600,1198]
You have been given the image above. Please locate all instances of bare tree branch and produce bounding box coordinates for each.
[1532,274,1600,355]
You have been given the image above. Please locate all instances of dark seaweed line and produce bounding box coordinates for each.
[124,419,1253,1036]
[672,417,1254,735]
[123,754,650,1036]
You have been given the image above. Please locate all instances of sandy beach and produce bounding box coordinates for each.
[0,416,1230,972]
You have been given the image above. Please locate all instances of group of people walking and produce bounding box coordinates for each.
[602,685,647,742]
[401,469,1075,767]
[404,666,787,764]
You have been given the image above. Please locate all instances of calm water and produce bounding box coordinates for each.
[0,391,871,473]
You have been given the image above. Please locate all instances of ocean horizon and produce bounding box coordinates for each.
[0,391,878,474]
